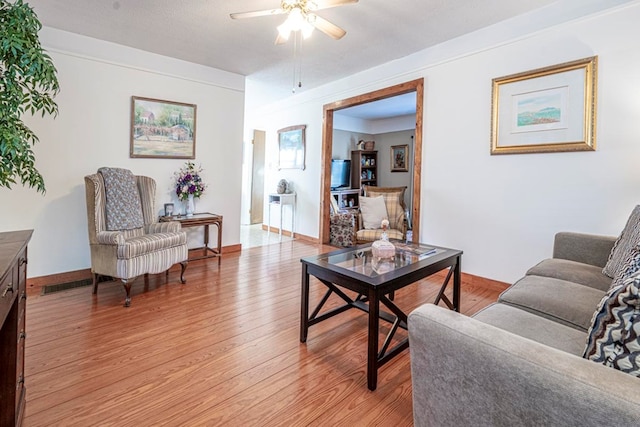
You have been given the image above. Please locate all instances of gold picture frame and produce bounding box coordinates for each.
[490,56,597,155]
[391,144,408,172]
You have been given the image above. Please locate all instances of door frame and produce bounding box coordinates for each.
[320,78,424,244]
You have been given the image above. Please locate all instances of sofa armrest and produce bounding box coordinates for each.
[553,232,616,268]
[408,304,640,426]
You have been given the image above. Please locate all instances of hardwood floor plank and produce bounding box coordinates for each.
[23,240,506,426]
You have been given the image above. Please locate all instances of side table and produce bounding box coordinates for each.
[160,212,222,265]
[268,193,296,242]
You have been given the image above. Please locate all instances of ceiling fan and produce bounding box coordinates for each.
[230,0,358,44]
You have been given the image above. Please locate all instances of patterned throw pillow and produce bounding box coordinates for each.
[603,205,640,278]
[583,250,640,377]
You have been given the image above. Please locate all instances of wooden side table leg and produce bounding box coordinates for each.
[203,224,209,259]
[216,220,222,265]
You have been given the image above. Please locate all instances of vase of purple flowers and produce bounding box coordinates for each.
[174,162,206,216]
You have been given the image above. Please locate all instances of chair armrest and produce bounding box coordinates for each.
[146,222,182,233]
[553,232,617,268]
[330,212,356,227]
[96,231,124,245]
[408,304,640,426]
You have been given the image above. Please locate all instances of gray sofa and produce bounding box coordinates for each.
[408,232,640,426]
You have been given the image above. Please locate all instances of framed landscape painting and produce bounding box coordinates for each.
[278,125,306,170]
[490,56,597,155]
[130,96,197,159]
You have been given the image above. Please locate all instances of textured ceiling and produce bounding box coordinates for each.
[27,0,564,95]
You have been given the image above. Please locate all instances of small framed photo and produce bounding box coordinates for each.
[164,203,174,217]
[391,144,409,172]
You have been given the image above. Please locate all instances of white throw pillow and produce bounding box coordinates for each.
[360,196,388,230]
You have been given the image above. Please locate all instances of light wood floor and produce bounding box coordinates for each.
[24,240,507,426]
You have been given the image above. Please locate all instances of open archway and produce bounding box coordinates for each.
[320,78,424,244]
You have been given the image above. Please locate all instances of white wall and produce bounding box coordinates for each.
[246,2,640,283]
[376,130,414,215]
[0,28,245,278]
[332,130,373,160]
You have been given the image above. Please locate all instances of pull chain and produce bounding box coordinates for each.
[292,32,303,93]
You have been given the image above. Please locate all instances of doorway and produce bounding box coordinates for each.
[320,79,424,244]
[250,130,266,224]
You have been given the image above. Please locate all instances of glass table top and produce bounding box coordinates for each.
[317,242,447,278]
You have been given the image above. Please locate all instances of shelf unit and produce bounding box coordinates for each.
[351,150,378,190]
[330,188,360,212]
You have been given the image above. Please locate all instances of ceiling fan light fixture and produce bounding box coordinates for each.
[301,20,314,39]
[277,21,292,40]
[277,7,314,40]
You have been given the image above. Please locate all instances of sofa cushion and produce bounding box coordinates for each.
[474,303,587,355]
[499,275,606,331]
[527,259,612,292]
[603,205,640,278]
[359,196,387,229]
[583,273,640,377]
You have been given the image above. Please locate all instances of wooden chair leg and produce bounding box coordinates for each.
[122,279,132,307]
[92,273,99,294]
[180,261,188,284]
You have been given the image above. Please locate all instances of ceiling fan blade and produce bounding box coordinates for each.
[230,8,285,20]
[310,14,346,40]
[313,0,359,11]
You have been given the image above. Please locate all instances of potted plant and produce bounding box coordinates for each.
[0,0,59,193]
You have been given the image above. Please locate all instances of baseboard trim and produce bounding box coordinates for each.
[28,243,243,297]
[260,224,318,243]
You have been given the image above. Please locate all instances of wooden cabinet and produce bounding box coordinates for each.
[351,150,378,190]
[331,188,360,212]
[0,230,31,427]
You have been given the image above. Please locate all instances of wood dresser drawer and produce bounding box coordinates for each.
[0,230,32,427]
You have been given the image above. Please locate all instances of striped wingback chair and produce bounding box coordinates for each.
[356,185,408,244]
[84,169,188,307]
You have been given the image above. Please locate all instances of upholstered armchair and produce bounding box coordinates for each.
[330,211,357,247]
[84,168,188,307]
[356,186,408,243]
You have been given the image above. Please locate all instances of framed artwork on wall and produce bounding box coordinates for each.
[490,56,597,155]
[130,96,197,159]
[278,125,306,170]
[391,144,409,172]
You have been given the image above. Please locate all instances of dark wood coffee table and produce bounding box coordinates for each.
[300,242,462,390]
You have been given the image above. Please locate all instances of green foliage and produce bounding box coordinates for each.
[0,0,59,193]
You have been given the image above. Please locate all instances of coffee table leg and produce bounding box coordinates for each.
[300,263,310,343]
[454,255,461,312]
[367,288,379,391]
